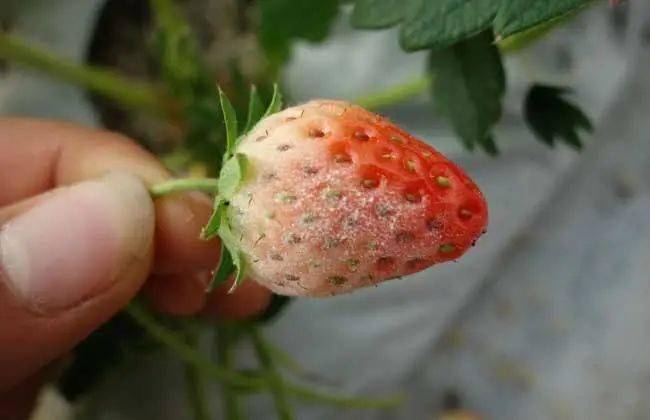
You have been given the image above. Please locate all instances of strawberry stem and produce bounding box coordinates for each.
[248,325,295,420]
[125,302,404,410]
[184,326,212,420]
[124,302,263,389]
[150,178,220,197]
[0,33,175,117]
[286,385,404,409]
[215,324,244,420]
[354,76,432,110]
[265,342,308,376]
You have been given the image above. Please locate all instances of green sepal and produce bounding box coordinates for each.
[229,255,247,294]
[208,243,235,292]
[216,209,247,294]
[219,87,239,158]
[201,198,225,240]
[243,85,266,135]
[262,84,283,119]
[218,153,248,200]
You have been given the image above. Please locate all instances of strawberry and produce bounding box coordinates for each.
[226,100,487,297]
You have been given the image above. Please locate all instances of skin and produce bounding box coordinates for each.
[0,118,271,419]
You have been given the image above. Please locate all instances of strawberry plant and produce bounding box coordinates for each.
[0,0,620,418]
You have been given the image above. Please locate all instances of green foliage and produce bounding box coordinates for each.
[429,31,505,154]
[259,0,340,68]
[351,0,593,51]
[497,7,584,53]
[351,0,404,29]
[400,0,499,52]
[495,0,596,39]
[151,0,225,169]
[525,85,593,149]
[351,0,597,152]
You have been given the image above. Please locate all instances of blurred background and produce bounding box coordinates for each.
[1,1,650,419]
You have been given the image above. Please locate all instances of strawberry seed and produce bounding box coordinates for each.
[362,178,378,188]
[333,153,352,163]
[436,176,452,188]
[395,231,415,243]
[328,276,348,286]
[276,192,297,203]
[404,159,416,172]
[284,233,301,244]
[458,207,473,220]
[354,131,369,141]
[439,244,456,254]
[309,128,325,138]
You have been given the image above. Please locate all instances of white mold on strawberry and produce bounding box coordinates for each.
[223,99,488,297]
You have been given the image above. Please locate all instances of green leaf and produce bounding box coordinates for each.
[201,198,225,240]
[259,0,340,66]
[497,5,584,53]
[495,0,593,39]
[400,0,498,52]
[263,84,284,118]
[524,84,592,150]
[351,0,596,53]
[428,31,505,151]
[479,135,499,156]
[208,244,235,292]
[218,153,248,200]
[243,85,266,134]
[351,0,404,29]
[219,87,239,157]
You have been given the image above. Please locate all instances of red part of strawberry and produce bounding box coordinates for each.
[228,100,487,297]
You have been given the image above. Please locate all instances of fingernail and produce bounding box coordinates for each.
[0,173,154,312]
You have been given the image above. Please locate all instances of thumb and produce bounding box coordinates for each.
[0,173,154,392]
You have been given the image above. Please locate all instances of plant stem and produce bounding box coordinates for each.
[184,327,211,420]
[150,178,220,197]
[124,302,263,389]
[126,302,403,410]
[248,326,294,420]
[216,325,244,420]
[286,385,404,409]
[0,33,175,116]
[266,342,306,376]
[353,76,432,110]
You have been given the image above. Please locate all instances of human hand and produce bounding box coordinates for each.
[0,118,271,418]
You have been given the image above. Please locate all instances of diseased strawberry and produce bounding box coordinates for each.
[227,100,487,297]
